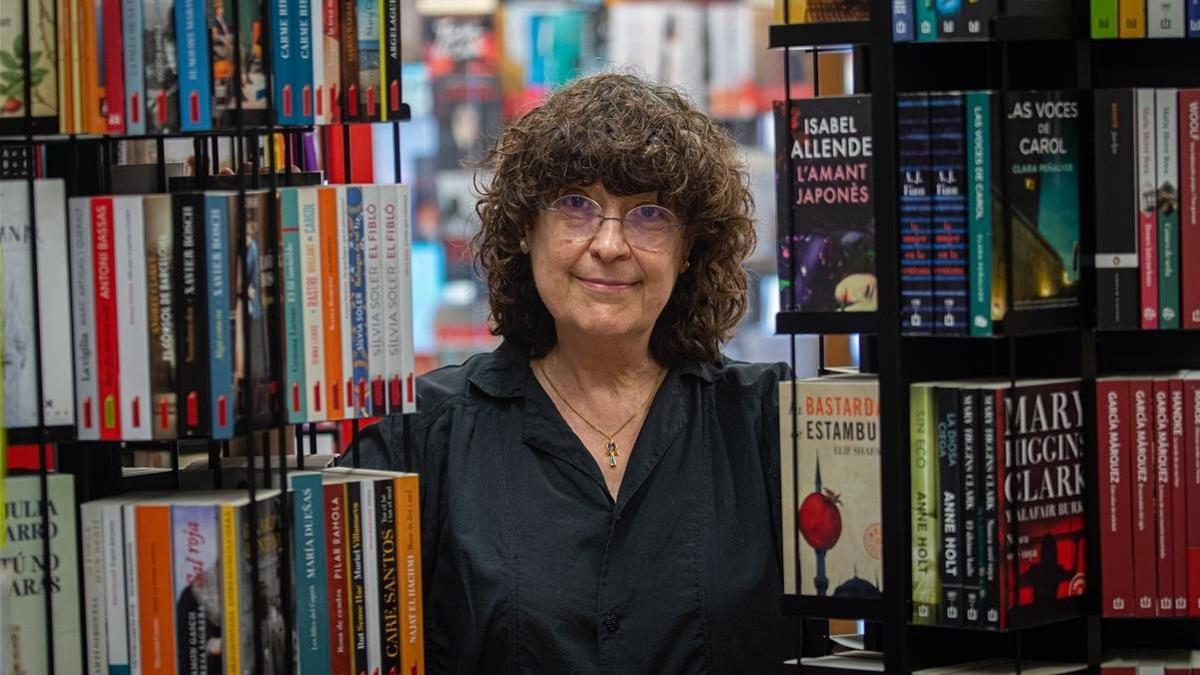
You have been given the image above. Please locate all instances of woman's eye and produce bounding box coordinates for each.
[565,195,589,209]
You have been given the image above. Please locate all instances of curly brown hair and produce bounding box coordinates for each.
[472,72,756,367]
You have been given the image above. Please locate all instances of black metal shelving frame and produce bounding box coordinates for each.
[3,0,414,668]
[778,1,1200,672]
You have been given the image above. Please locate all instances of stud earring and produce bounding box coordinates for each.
[519,239,529,254]
[682,260,691,272]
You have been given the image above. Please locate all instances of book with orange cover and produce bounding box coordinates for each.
[136,503,176,675]
[319,186,347,420]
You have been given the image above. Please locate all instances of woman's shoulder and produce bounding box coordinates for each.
[683,357,791,397]
[414,343,528,414]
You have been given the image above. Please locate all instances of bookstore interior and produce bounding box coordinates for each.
[0,0,1199,670]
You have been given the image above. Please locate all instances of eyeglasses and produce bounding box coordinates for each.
[538,194,683,252]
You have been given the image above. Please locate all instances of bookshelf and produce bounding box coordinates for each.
[1,0,415,665]
[778,0,1200,672]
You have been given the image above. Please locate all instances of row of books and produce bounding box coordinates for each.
[1095,374,1200,619]
[1102,652,1200,673]
[1095,89,1200,331]
[910,378,1087,630]
[0,0,403,135]
[1,179,416,441]
[1091,0,1200,38]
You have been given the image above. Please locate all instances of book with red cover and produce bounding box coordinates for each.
[1154,377,1176,615]
[1184,373,1200,617]
[1181,90,1200,328]
[92,197,123,439]
[1171,378,1189,615]
[1130,377,1159,615]
[103,0,126,133]
[325,482,352,675]
[1096,377,1135,616]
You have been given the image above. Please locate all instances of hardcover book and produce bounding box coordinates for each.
[1094,89,1139,331]
[898,93,934,333]
[936,387,965,624]
[774,96,876,314]
[1000,91,1081,317]
[1096,377,1135,616]
[911,382,941,623]
[1181,90,1200,329]
[788,376,882,598]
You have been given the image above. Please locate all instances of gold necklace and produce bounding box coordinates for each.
[537,360,666,469]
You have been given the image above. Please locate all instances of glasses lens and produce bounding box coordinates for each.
[549,195,602,240]
[624,204,679,250]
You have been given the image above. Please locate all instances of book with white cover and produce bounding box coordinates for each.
[363,185,388,417]
[298,187,327,421]
[69,196,100,439]
[380,183,404,413]
[115,196,153,440]
[397,184,416,413]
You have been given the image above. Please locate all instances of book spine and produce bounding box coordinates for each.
[931,93,968,334]
[80,0,104,133]
[1149,0,1186,35]
[398,185,415,413]
[959,388,983,625]
[1098,379,1136,616]
[361,481,382,673]
[993,386,1011,630]
[92,197,123,440]
[296,0,316,123]
[57,0,73,133]
[221,505,242,675]
[961,0,995,37]
[115,197,152,441]
[70,198,100,439]
[893,0,915,40]
[1095,89,1140,331]
[103,0,126,133]
[81,503,108,675]
[910,384,941,624]
[122,0,145,134]
[363,186,388,416]
[980,387,1001,629]
[269,0,294,124]
[1155,379,1175,614]
[27,181,75,429]
[380,184,403,412]
[1181,90,1200,329]
[356,0,379,119]
[325,484,352,675]
[1171,379,1189,615]
[323,0,341,121]
[340,0,360,121]
[1138,89,1160,329]
[1157,89,1181,329]
[291,474,331,673]
[123,505,142,675]
[319,187,346,420]
[143,0,178,131]
[1132,379,1159,615]
[347,482,368,671]
[898,94,934,334]
[916,0,937,39]
[105,503,131,673]
[1121,0,1148,35]
[347,186,370,416]
[174,193,210,437]
[205,195,234,438]
[397,474,424,673]
[383,0,401,117]
[966,92,994,336]
[936,387,964,625]
[175,0,212,130]
[310,0,326,122]
[338,187,356,417]
[936,0,963,37]
[136,505,176,675]
[299,188,327,421]
[375,479,401,674]
[1185,376,1200,617]
[1094,0,1120,35]
[144,195,177,439]
[1190,0,1200,34]
[281,189,308,423]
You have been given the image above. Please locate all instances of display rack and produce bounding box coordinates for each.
[2,0,413,666]
[775,0,1200,671]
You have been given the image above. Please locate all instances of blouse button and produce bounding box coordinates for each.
[603,613,620,633]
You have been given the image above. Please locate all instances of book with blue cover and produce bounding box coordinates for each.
[898,93,934,332]
[289,473,331,673]
[346,186,370,416]
[122,0,147,134]
[205,193,234,438]
[281,188,308,424]
[930,93,969,334]
[176,0,213,130]
[966,91,1003,336]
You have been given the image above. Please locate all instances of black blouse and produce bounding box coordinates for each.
[350,343,789,674]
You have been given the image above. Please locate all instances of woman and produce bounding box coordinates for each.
[354,72,788,673]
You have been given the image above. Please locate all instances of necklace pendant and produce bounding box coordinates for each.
[606,441,618,468]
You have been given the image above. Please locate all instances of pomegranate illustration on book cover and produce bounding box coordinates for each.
[795,377,883,597]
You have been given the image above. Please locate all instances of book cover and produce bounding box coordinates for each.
[397,185,415,413]
[894,0,915,41]
[1094,89,1140,331]
[80,499,108,674]
[1130,378,1158,615]
[916,0,937,38]
[233,190,278,432]
[774,96,876,314]
[347,482,368,670]
[281,188,307,423]
[137,503,176,675]
[0,475,81,673]
[1183,373,1200,616]
[396,474,424,673]
[1191,0,1200,33]
[966,92,997,335]
[103,0,126,132]
[930,93,968,334]
[935,0,964,37]
[359,480,382,674]
[0,0,59,133]
[356,0,380,119]
[379,184,405,412]
[898,93,934,333]
[238,494,286,675]
[175,192,211,437]
[114,195,152,440]
[319,186,346,420]
[205,193,234,439]
[959,387,983,625]
[324,483,352,675]
[212,0,268,127]
[1170,379,1188,614]
[322,0,341,121]
[144,194,178,438]
[1154,378,1175,614]
[1096,377,1135,616]
[1156,89,1180,329]
[122,0,146,134]
[1000,379,1087,629]
[911,382,940,623]
[310,0,326,122]
[1138,89,1159,329]
[961,0,996,37]
[295,0,315,123]
[2,180,75,430]
[780,381,798,595]
[290,473,331,673]
[337,186,356,418]
[105,499,136,673]
[176,0,213,130]
[363,186,388,417]
[1149,0,1185,35]
[978,384,1002,629]
[172,503,221,675]
[340,0,359,121]
[299,187,327,421]
[1000,91,1081,316]
[143,0,179,131]
[383,0,401,118]
[373,479,401,675]
[92,196,123,440]
[1093,0,1119,35]
[55,0,73,133]
[936,386,964,624]
[346,185,370,416]
[1181,90,1200,329]
[793,377,882,599]
[69,197,100,440]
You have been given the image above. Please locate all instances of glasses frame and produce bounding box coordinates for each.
[536,193,686,252]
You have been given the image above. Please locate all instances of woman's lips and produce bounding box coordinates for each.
[576,276,637,292]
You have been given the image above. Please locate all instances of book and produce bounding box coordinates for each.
[143,0,179,131]
[935,0,964,38]
[1130,377,1158,615]
[0,475,81,673]
[1191,0,1200,33]
[898,93,934,333]
[780,381,798,595]
[1154,377,1175,615]
[290,473,331,673]
[321,0,341,121]
[237,492,286,674]
[911,382,941,623]
[103,0,125,133]
[1184,373,1200,617]
[394,184,415,413]
[80,499,109,674]
[69,197,100,432]
[319,187,347,420]
[0,0,60,134]
[1181,90,1200,329]
[893,0,915,41]
[310,0,326,122]
[176,0,213,130]
[299,187,328,421]
[1094,89,1139,331]
[280,188,307,423]
[1170,380,1188,614]
[774,0,869,22]
[1096,377,1135,616]
[172,503,219,674]
[122,0,146,134]
[144,195,178,439]
[357,0,381,119]
[234,190,278,432]
[54,0,73,133]
[92,196,124,440]
[2,180,75,431]
[1000,91,1081,317]
[324,482,352,675]
[1138,89,1159,329]
[395,472,423,672]
[959,387,983,625]
[935,386,964,624]
[774,96,876,314]
[114,195,152,440]
[1156,90,1180,329]
[1093,0,1120,36]
[346,185,370,416]
[363,186,388,417]
[213,0,268,127]
[916,0,937,39]
[80,0,104,133]
[383,0,401,119]
[295,0,315,123]
[205,193,235,439]
[336,186,356,418]
[1149,0,1185,35]
[930,93,968,334]
[961,0,996,37]
[340,0,360,122]
[267,0,294,123]
[784,376,882,600]
[175,192,211,438]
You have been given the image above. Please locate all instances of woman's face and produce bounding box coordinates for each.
[528,183,687,348]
